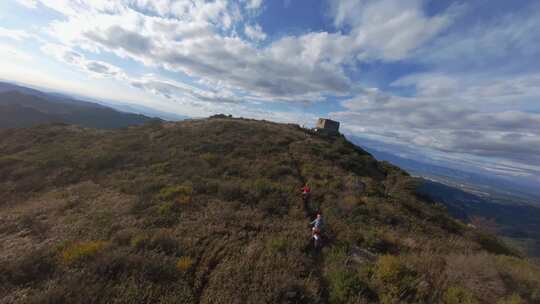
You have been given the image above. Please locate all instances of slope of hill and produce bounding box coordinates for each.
[0,89,155,129]
[1,118,539,304]
[418,179,540,257]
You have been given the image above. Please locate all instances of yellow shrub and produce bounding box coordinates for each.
[159,185,193,203]
[375,255,404,283]
[341,195,359,211]
[175,194,192,205]
[374,255,418,304]
[176,256,194,273]
[61,241,108,265]
[200,153,219,166]
[497,294,524,304]
[443,286,478,304]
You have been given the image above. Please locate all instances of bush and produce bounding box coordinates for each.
[0,249,56,286]
[218,181,247,202]
[131,233,150,251]
[374,255,418,303]
[252,178,276,199]
[267,165,293,179]
[494,255,540,302]
[443,286,478,304]
[200,153,219,166]
[131,231,179,255]
[328,269,369,304]
[92,249,133,280]
[497,294,524,304]
[112,229,137,246]
[158,201,181,216]
[267,238,288,255]
[159,185,193,202]
[475,232,516,256]
[139,255,179,283]
[176,256,195,273]
[149,231,179,255]
[362,230,395,253]
[61,241,108,265]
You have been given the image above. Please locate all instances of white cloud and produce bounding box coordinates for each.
[332,70,540,178]
[244,24,266,41]
[0,43,33,61]
[330,0,455,60]
[41,43,126,79]
[15,0,38,9]
[245,0,263,10]
[0,27,31,41]
[26,0,457,105]
[414,3,540,71]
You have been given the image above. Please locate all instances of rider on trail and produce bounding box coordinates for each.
[301,184,311,201]
[310,212,323,245]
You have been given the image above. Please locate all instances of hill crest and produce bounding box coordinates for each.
[1,117,539,304]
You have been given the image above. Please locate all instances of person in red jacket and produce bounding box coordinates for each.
[301,184,311,201]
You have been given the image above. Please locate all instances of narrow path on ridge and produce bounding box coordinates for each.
[288,137,330,304]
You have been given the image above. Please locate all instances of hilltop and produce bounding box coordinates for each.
[1,117,539,304]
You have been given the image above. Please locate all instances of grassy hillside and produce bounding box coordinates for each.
[1,118,539,304]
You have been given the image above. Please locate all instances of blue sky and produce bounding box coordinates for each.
[1,0,540,184]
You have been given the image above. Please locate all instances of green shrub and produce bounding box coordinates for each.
[0,249,56,286]
[139,255,179,283]
[131,231,178,255]
[494,255,540,301]
[327,266,372,304]
[267,238,288,255]
[218,181,247,202]
[267,165,293,179]
[362,230,394,253]
[112,229,137,246]
[158,201,180,216]
[149,231,179,255]
[475,232,516,256]
[443,286,478,304]
[252,178,275,198]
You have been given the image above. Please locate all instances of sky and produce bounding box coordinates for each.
[1,0,540,185]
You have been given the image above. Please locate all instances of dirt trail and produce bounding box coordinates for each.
[288,138,330,304]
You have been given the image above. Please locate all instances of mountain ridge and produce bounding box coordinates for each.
[0,83,156,129]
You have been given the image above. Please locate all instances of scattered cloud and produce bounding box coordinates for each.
[330,0,455,60]
[0,43,33,61]
[0,27,31,41]
[244,24,266,41]
[14,0,38,9]
[41,43,125,79]
[245,0,263,10]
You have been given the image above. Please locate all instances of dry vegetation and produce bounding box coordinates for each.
[0,118,539,304]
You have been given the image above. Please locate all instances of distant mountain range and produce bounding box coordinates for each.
[0,82,160,129]
[350,136,540,205]
[417,179,540,256]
